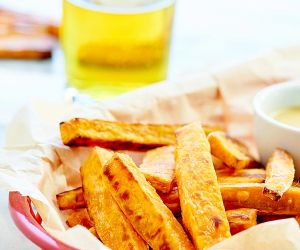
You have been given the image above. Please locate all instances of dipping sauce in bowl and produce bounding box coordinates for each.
[253,81,300,179]
[271,106,300,128]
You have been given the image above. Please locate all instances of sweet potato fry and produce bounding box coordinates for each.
[60,118,222,150]
[263,148,295,201]
[212,156,228,169]
[178,209,257,236]
[175,122,231,249]
[218,167,266,182]
[81,148,147,250]
[60,118,178,150]
[57,185,184,213]
[158,186,179,205]
[65,210,101,239]
[56,187,86,210]
[89,227,99,239]
[140,146,175,193]
[163,169,266,201]
[226,208,257,235]
[66,208,93,229]
[57,185,182,213]
[217,176,264,184]
[221,183,300,215]
[103,153,193,250]
[203,124,225,136]
[208,132,258,169]
[164,201,181,216]
[257,215,291,224]
[59,186,183,221]
[157,187,181,215]
[293,181,300,188]
[60,164,265,223]
[159,172,265,216]
[216,168,266,179]
[141,147,232,194]
[177,217,184,227]
[65,163,261,216]
[295,215,300,225]
[257,214,300,226]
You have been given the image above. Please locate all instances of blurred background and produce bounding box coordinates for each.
[0,0,300,247]
[1,0,300,136]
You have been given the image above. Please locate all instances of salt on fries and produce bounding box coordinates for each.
[56,118,298,249]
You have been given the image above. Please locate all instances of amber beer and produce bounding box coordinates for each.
[61,0,175,99]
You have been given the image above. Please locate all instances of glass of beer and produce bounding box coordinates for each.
[61,0,175,99]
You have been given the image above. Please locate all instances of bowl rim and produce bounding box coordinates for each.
[8,191,78,250]
[253,80,300,133]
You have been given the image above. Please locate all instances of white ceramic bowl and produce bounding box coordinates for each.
[253,81,300,179]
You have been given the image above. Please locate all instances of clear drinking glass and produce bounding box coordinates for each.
[61,0,175,99]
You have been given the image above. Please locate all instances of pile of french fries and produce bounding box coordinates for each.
[56,118,300,249]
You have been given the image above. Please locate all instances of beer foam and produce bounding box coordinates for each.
[89,0,160,7]
[68,0,174,13]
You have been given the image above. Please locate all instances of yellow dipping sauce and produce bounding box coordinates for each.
[271,106,300,128]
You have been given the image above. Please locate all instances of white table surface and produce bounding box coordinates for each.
[1,0,300,249]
